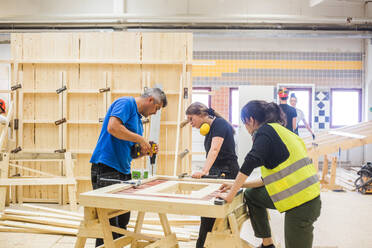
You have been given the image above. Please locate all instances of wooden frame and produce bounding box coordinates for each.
[0,152,77,211]
[304,121,372,189]
[75,176,254,248]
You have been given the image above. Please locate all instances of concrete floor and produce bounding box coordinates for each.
[0,190,371,248]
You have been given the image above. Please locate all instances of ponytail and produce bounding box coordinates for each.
[241,100,286,126]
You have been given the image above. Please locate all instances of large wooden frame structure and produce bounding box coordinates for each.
[304,121,372,189]
[75,176,253,248]
[6,32,193,203]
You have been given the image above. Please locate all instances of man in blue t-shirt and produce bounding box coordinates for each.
[90,88,167,247]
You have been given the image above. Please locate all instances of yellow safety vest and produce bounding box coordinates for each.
[261,123,320,213]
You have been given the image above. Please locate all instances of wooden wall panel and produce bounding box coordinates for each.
[23,124,59,151]
[142,33,188,61]
[10,32,192,203]
[22,33,79,60]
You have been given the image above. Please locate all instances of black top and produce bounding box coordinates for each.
[279,104,297,132]
[240,124,290,177]
[204,117,238,169]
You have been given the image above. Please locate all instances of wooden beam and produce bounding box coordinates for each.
[21,203,83,218]
[0,213,80,229]
[0,178,76,186]
[0,220,78,235]
[328,130,366,139]
[4,208,82,221]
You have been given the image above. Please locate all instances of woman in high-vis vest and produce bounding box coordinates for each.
[218,100,321,248]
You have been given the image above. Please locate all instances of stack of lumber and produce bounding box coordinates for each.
[0,204,200,242]
[0,204,82,235]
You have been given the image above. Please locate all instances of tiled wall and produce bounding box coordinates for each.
[314,90,330,130]
[193,51,363,87]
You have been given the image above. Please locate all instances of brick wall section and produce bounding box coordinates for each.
[211,87,230,120]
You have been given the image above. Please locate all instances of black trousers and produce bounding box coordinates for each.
[91,163,132,247]
[196,163,239,248]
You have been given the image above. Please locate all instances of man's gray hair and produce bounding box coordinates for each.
[141,88,167,107]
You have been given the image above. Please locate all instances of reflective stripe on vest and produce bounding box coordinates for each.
[263,157,312,185]
[261,123,320,212]
[269,174,318,203]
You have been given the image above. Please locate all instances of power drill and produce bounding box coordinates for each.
[130,142,157,162]
[149,141,157,165]
[130,143,141,158]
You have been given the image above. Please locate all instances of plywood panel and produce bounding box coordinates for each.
[142,33,188,61]
[143,65,182,93]
[112,32,141,60]
[22,33,79,60]
[23,94,59,120]
[160,94,180,121]
[67,94,105,121]
[67,124,101,151]
[23,124,60,151]
[112,65,142,92]
[77,65,111,90]
[79,33,112,59]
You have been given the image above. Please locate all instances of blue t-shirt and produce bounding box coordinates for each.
[90,97,143,174]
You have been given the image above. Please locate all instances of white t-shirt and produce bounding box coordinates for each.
[295,108,305,125]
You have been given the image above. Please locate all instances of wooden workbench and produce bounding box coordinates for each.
[75,176,253,248]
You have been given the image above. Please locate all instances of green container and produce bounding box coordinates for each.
[132,169,149,179]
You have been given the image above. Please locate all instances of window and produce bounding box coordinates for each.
[330,89,362,127]
[229,88,239,126]
[287,88,312,127]
[192,87,211,107]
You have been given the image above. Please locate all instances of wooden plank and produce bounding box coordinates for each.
[21,203,83,218]
[65,152,77,211]
[328,130,366,139]
[0,220,77,235]
[321,155,329,182]
[0,153,10,211]
[132,211,145,247]
[0,178,76,186]
[96,208,115,248]
[4,208,82,221]
[0,213,80,228]
[8,163,57,177]
[330,157,337,186]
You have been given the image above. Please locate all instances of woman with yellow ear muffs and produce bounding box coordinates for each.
[185,102,239,248]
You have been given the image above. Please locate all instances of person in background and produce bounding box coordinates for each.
[185,102,239,248]
[289,93,315,139]
[278,88,297,133]
[218,100,321,248]
[0,99,6,123]
[90,88,167,247]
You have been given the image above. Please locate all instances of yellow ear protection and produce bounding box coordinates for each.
[200,123,210,136]
[199,107,215,136]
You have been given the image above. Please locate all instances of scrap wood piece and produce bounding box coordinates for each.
[0,213,81,229]
[0,225,51,234]
[0,220,78,235]
[4,208,82,221]
[21,203,83,218]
